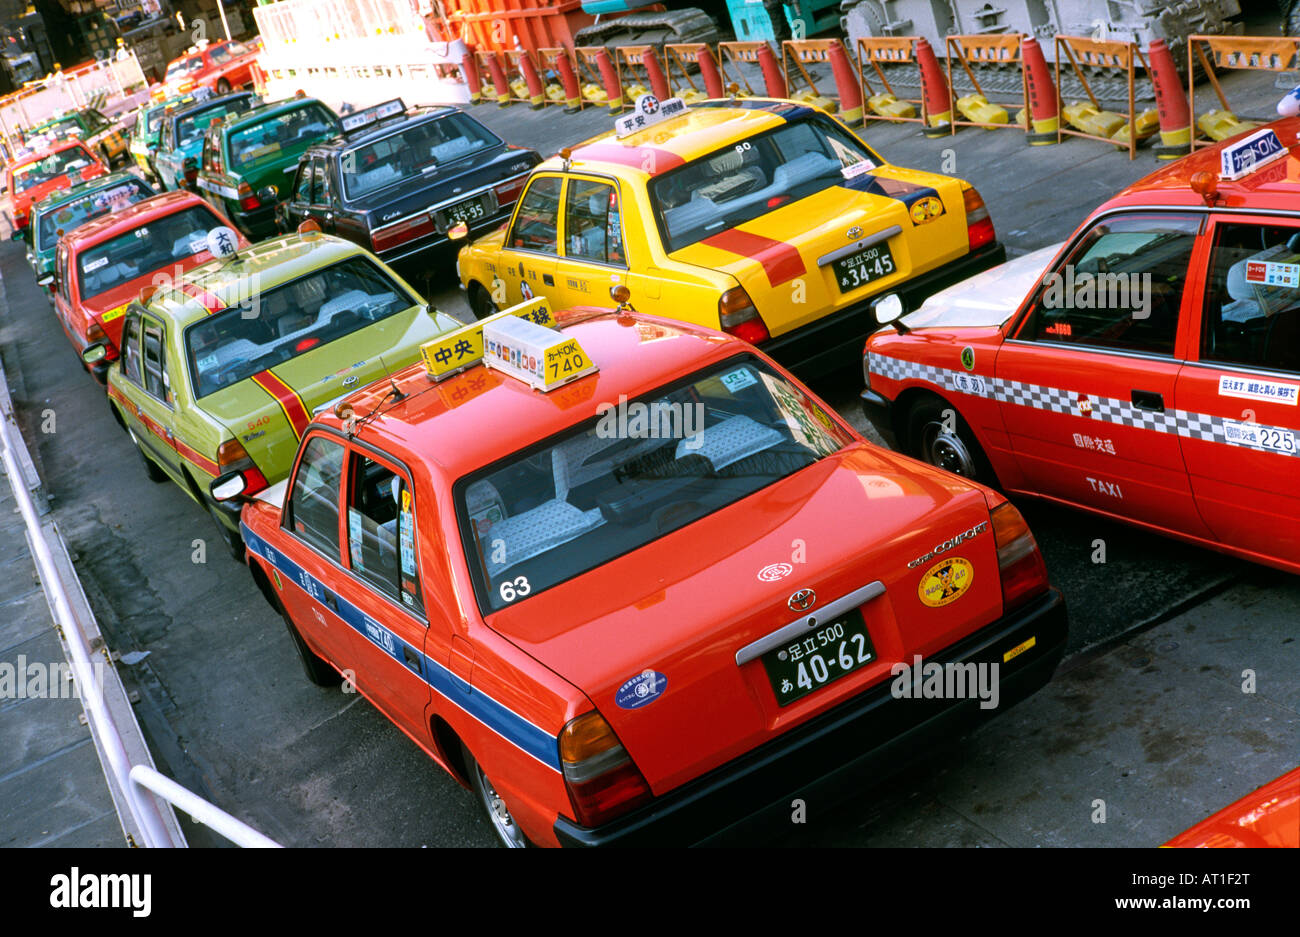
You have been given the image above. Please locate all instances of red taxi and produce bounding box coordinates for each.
[156,40,259,101]
[862,118,1300,575]
[5,140,107,237]
[1164,766,1299,848]
[49,190,248,383]
[218,294,1068,846]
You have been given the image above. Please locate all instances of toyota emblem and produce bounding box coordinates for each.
[788,588,816,612]
[847,226,863,240]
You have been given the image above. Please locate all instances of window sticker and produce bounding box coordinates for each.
[720,366,758,393]
[398,506,415,578]
[348,509,364,568]
[1244,259,1300,289]
[197,353,218,371]
[84,256,109,272]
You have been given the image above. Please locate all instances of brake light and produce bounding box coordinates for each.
[494,175,526,205]
[237,181,259,211]
[371,212,434,252]
[217,438,250,468]
[963,186,995,251]
[988,499,1049,612]
[718,287,770,344]
[559,710,652,828]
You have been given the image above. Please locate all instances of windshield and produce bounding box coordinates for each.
[35,116,82,139]
[75,204,223,299]
[649,117,880,253]
[175,97,254,148]
[228,105,338,171]
[165,56,203,80]
[184,254,414,397]
[456,354,853,612]
[39,178,153,251]
[13,146,95,193]
[342,113,499,198]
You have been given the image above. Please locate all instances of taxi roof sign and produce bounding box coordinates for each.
[484,315,597,392]
[1220,128,1289,181]
[419,298,556,382]
[615,93,688,139]
[341,98,406,133]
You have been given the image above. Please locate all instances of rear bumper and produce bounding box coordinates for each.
[379,210,512,271]
[231,202,278,241]
[761,241,1006,376]
[860,387,898,449]
[554,586,1067,847]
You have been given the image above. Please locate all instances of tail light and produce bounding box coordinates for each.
[86,322,107,344]
[494,175,526,205]
[559,710,652,828]
[988,498,1049,612]
[371,212,434,252]
[237,181,259,211]
[217,437,268,495]
[718,287,770,344]
[963,186,996,251]
[183,158,198,187]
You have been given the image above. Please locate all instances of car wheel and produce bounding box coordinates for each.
[468,282,497,321]
[464,745,532,848]
[127,427,168,483]
[216,78,231,94]
[206,501,247,563]
[906,396,997,487]
[279,607,342,687]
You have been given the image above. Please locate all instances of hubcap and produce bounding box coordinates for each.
[921,421,977,478]
[476,764,526,848]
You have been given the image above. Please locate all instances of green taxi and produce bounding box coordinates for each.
[128,91,211,181]
[25,171,156,285]
[195,96,341,240]
[26,107,129,169]
[91,226,461,558]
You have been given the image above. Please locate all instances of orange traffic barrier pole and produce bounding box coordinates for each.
[781,39,863,120]
[915,37,952,138]
[479,51,511,106]
[944,34,1025,133]
[665,43,721,102]
[616,46,670,102]
[1188,35,1300,149]
[1147,38,1191,158]
[508,49,546,108]
[1021,36,1060,144]
[756,41,787,97]
[856,37,922,125]
[540,47,583,111]
[594,47,624,111]
[460,52,483,105]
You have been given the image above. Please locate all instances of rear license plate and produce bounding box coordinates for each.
[831,243,895,293]
[761,608,876,707]
[443,197,487,226]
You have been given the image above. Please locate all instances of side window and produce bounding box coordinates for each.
[56,248,70,302]
[1200,222,1300,375]
[344,453,423,614]
[141,320,172,404]
[1018,214,1201,356]
[288,436,345,558]
[121,312,144,385]
[508,175,562,254]
[295,161,319,204]
[319,161,333,206]
[564,178,624,265]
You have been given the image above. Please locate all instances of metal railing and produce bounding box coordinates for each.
[0,376,281,849]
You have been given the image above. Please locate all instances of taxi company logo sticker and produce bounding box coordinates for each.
[757,563,794,582]
[1218,375,1299,406]
[960,347,975,372]
[910,196,944,225]
[917,557,973,608]
[616,670,667,709]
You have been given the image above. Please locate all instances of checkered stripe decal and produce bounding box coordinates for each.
[868,352,1299,458]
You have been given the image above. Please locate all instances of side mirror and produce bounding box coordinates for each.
[13,229,26,241]
[447,222,469,241]
[81,342,109,365]
[257,184,278,203]
[873,293,904,324]
[37,272,55,288]
[210,470,249,502]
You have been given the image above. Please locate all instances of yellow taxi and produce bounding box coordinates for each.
[455,94,1004,374]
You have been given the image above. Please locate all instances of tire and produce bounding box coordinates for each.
[206,501,247,563]
[464,745,533,847]
[905,396,998,487]
[468,282,497,321]
[216,78,231,94]
[127,427,168,483]
[280,607,342,687]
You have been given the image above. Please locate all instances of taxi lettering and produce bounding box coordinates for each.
[1085,477,1123,499]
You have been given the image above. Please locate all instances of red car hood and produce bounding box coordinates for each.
[484,442,1005,793]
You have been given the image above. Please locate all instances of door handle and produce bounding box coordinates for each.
[1131,389,1164,412]
[322,591,338,612]
[542,273,554,286]
[402,646,422,673]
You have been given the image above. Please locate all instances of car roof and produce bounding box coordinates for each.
[556,99,810,178]
[317,310,747,479]
[306,105,463,155]
[169,90,256,124]
[147,232,367,327]
[65,189,207,247]
[1102,116,1300,214]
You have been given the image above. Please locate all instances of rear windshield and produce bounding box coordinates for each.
[456,354,853,612]
[13,146,95,192]
[342,113,499,199]
[75,204,223,299]
[184,254,414,397]
[35,116,82,139]
[648,117,880,253]
[228,105,338,171]
[165,56,203,80]
[39,178,153,250]
[175,97,254,148]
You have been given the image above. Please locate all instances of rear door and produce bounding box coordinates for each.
[114,311,180,482]
[496,173,561,308]
[995,211,1212,536]
[335,447,432,740]
[552,173,628,309]
[136,314,184,479]
[1175,214,1300,568]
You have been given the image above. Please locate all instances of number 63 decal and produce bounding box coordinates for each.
[499,576,531,602]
